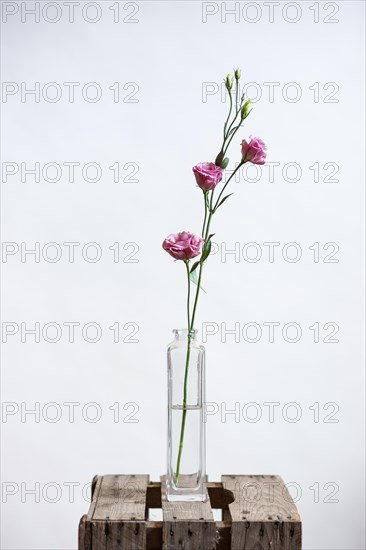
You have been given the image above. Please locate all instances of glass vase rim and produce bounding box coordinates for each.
[173,328,198,336]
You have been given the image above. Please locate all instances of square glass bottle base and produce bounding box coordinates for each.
[166,478,208,502]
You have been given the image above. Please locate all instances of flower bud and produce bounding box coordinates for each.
[234,68,241,80]
[225,74,233,91]
[215,150,224,167]
[221,157,230,169]
[241,99,252,119]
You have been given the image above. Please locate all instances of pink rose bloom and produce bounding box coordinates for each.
[193,162,223,191]
[241,136,267,165]
[162,231,204,261]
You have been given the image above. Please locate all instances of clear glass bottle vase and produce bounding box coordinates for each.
[166,329,206,502]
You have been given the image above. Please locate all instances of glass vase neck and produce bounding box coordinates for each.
[173,329,197,340]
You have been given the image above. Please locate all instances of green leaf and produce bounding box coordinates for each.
[200,239,212,263]
[190,261,200,273]
[189,268,199,286]
[189,269,206,293]
[216,193,234,210]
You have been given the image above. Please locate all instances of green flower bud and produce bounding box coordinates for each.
[241,99,252,119]
[221,157,230,169]
[235,68,241,80]
[225,74,233,91]
[215,150,224,167]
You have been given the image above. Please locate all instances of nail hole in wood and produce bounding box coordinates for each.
[188,529,193,537]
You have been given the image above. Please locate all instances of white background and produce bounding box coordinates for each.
[1,1,365,548]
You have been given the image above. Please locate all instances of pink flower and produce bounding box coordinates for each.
[162,231,204,261]
[193,162,223,191]
[241,136,267,165]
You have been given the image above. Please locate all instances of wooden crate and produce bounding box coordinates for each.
[79,474,302,550]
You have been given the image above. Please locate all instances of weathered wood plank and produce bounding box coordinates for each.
[78,515,87,550]
[160,475,216,550]
[221,475,301,550]
[93,474,149,521]
[79,476,104,549]
[91,520,146,550]
[146,520,231,550]
[87,475,149,549]
[87,475,104,520]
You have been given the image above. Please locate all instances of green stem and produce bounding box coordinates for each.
[214,162,244,211]
[173,73,253,486]
[175,201,213,482]
[224,89,244,146]
[201,192,208,237]
[218,87,244,164]
[174,192,212,484]
[191,191,214,329]
[184,261,191,332]
[175,154,243,487]
[235,77,239,115]
[223,87,233,140]
[223,120,243,157]
[174,260,192,484]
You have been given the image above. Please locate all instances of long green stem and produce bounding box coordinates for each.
[174,261,192,484]
[174,80,246,484]
[175,191,210,484]
[191,192,214,329]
